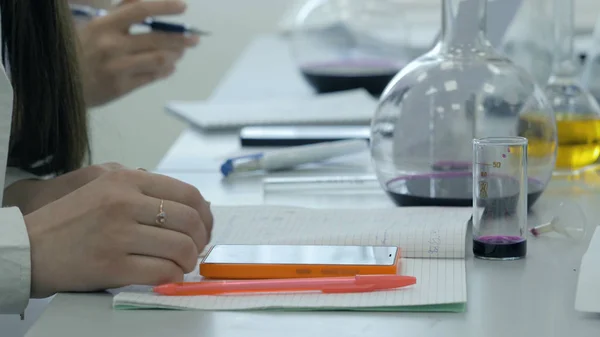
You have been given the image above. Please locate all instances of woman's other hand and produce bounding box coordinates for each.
[24,169,213,298]
[77,0,199,107]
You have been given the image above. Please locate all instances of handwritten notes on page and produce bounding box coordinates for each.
[112,205,472,312]
[113,259,466,312]
[204,205,472,259]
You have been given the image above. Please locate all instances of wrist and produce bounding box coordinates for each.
[24,211,57,298]
[0,207,32,313]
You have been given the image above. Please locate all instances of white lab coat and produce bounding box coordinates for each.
[0,21,34,315]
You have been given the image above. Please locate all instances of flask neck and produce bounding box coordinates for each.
[550,0,578,80]
[439,0,491,54]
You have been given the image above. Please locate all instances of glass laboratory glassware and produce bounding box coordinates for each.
[369,0,557,208]
[288,0,435,98]
[581,15,600,104]
[500,0,554,87]
[529,200,587,241]
[543,0,600,171]
[472,137,528,260]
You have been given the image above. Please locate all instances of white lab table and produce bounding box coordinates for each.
[26,34,600,337]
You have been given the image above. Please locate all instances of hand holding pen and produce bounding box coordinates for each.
[72,0,207,107]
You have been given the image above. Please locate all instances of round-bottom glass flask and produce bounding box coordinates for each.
[288,0,419,97]
[544,0,600,171]
[370,0,557,207]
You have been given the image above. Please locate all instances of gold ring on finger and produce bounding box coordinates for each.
[156,199,166,226]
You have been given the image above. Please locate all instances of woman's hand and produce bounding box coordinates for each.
[77,0,199,107]
[24,168,213,298]
[4,162,128,215]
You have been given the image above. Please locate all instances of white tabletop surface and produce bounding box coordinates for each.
[26,34,600,337]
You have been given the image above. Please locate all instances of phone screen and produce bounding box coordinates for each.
[203,244,398,266]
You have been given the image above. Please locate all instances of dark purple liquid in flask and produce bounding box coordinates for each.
[300,60,402,98]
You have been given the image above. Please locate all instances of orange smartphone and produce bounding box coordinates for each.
[199,244,402,279]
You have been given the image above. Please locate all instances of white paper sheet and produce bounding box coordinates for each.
[112,205,471,311]
[575,226,600,312]
[165,89,376,130]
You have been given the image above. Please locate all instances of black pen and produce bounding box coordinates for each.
[69,4,211,36]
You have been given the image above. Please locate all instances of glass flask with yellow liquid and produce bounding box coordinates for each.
[541,0,600,170]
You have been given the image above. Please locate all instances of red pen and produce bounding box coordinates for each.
[153,275,417,296]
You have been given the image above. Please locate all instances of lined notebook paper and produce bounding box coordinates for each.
[165,89,377,130]
[112,205,471,312]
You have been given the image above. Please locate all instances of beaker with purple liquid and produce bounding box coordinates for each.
[472,137,528,260]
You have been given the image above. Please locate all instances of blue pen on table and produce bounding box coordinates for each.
[69,4,211,36]
[220,139,369,177]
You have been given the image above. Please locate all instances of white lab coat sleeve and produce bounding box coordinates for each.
[4,167,41,188]
[0,207,30,314]
[0,4,30,317]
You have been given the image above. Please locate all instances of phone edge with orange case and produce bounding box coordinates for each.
[199,246,402,279]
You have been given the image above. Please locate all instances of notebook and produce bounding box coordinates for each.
[575,225,600,313]
[112,205,472,312]
[165,89,377,130]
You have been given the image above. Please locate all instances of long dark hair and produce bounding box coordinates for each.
[1,0,89,176]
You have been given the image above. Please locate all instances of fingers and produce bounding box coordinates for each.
[102,170,214,239]
[121,255,185,286]
[110,50,183,75]
[117,0,141,6]
[131,172,213,235]
[114,66,175,97]
[129,223,199,273]
[126,32,199,53]
[107,0,188,31]
[134,196,209,252]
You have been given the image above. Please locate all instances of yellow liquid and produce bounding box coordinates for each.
[519,114,600,169]
[518,114,557,158]
[554,115,600,169]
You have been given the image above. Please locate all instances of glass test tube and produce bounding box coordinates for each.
[472,137,528,260]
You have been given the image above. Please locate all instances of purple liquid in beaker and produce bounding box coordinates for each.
[384,170,544,208]
[473,235,526,259]
[299,60,402,97]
